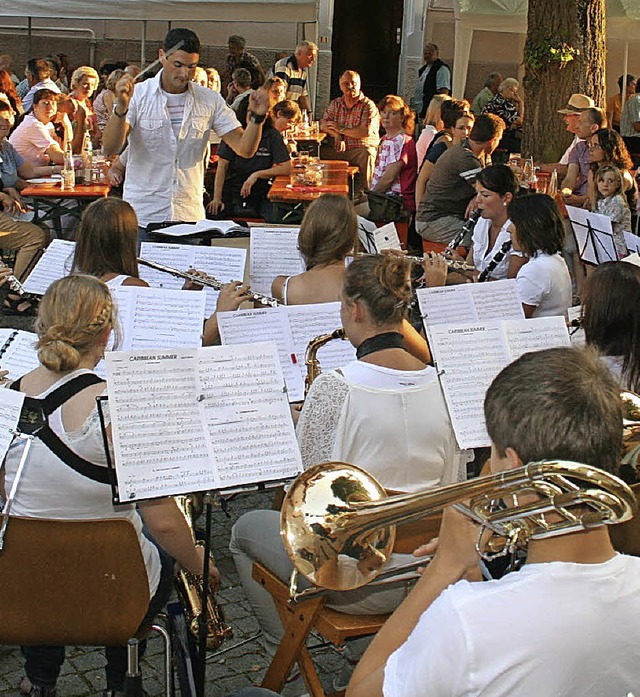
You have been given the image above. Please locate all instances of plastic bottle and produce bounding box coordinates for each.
[81,133,93,185]
[61,143,75,191]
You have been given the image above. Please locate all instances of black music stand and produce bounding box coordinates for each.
[566,206,618,264]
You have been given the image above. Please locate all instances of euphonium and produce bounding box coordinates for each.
[280,460,637,595]
[622,391,640,479]
[174,494,233,649]
[303,327,347,399]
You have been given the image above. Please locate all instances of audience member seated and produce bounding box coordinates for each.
[319,70,380,197]
[1,273,220,697]
[9,89,65,165]
[68,66,100,146]
[471,71,503,115]
[0,68,23,116]
[481,77,523,161]
[222,34,265,101]
[231,253,465,665]
[228,68,253,110]
[208,99,298,222]
[587,127,637,211]
[416,93,450,166]
[415,100,473,207]
[357,95,417,221]
[193,66,208,88]
[235,76,286,128]
[94,69,125,136]
[347,346,640,697]
[21,58,61,113]
[416,113,504,245]
[0,53,20,86]
[621,81,640,168]
[607,74,636,132]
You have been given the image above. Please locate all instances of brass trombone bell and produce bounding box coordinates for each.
[280,460,638,593]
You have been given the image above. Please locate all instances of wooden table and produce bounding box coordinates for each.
[21,181,110,237]
[268,160,358,204]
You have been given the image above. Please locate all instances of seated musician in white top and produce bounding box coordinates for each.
[230,253,466,659]
[71,197,251,344]
[348,346,640,697]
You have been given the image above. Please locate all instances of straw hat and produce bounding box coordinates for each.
[557,94,595,114]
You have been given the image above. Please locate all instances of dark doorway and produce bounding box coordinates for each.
[330,0,404,104]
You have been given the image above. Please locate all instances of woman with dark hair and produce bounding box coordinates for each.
[361,95,417,218]
[508,194,572,318]
[582,261,640,391]
[588,128,636,210]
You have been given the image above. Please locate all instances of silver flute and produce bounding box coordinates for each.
[137,257,281,308]
[0,262,28,296]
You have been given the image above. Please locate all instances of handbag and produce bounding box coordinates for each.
[365,189,409,222]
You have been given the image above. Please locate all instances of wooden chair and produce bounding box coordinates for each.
[253,512,442,697]
[0,516,171,693]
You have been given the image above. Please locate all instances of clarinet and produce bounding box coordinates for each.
[0,262,29,297]
[477,240,512,282]
[447,209,481,251]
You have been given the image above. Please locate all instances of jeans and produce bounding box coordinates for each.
[22,531,175,691]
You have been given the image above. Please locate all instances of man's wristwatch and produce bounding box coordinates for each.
[113,104,128,119]
[250,112,267,124]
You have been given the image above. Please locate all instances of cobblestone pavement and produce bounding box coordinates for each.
[0,309,345,697]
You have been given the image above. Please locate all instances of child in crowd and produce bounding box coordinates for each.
[593,164,632,259]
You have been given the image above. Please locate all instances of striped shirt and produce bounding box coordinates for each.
[274,54,308,102]
[164,91,188,138]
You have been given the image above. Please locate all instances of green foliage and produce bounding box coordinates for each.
[524,39,580,72]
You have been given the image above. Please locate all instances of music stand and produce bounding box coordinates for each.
[566,205,618,265]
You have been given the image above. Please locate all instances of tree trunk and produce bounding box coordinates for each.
[522,0,606,162]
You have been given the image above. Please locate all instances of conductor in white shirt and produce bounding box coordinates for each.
[102,28,270,233]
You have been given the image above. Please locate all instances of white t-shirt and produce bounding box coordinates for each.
[384,553,640,697]
[515,252,572,318]
[472,217,512,281]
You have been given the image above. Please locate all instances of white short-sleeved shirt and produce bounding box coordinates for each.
[515,252,572,318]
[384,554,640,697]
[9,114,58,165]
[123,71,240,227]
[471,217,512,281]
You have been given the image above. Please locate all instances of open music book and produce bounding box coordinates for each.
[431,316,571,449]
[105,343,302,502]
[416,280,525,361]
[249,226,305,295]
[139,242,247,316]
[218,301,356,402]
[0,329,39,380]
[22,239,75,295]
[151,220,249,238]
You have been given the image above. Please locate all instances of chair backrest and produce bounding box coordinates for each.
[0,516,150,646]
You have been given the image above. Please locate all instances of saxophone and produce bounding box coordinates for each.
[303,327,347,398]
[174,494,233,650]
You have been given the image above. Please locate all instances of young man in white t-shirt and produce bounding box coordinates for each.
[347,346,640,697]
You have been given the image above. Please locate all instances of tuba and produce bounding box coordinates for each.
[303,327,347,399]
[280,460,637,595]
[174,495,233,649]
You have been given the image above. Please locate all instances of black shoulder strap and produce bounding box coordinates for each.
[12,373,111,485]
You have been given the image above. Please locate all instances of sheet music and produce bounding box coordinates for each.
[0,388,25,465]
[504,316,571,362]
[566,205,618,265]
[22,239,75,295]
[431,318,571,449]
[197,343,301,487]
[249,226,304,295]
[622,252,640,267]
[217,307,304,401]
[417,280,524,361]
[106,349,217,501]
[139,242,246,315]
[373,223,401,251]
[0,330,40,380]
[286,302,356,374]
